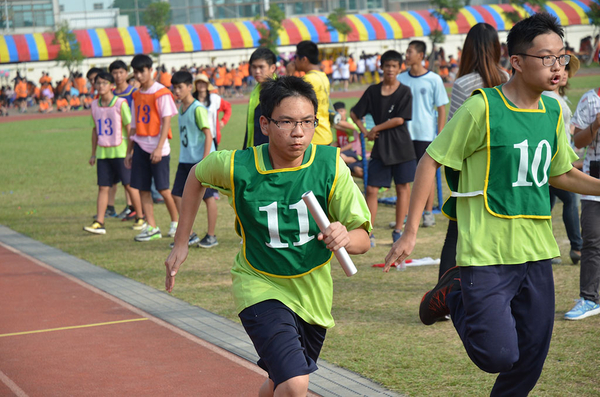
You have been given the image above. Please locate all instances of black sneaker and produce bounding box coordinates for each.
[570,250,581,265]
[419,266,461,325]
[198,234,218,248]
[105,207,118,218]
[169,232,201,248]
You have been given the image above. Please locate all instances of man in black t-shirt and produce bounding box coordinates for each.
[351,50,415,247]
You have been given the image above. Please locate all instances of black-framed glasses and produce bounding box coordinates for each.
[516,53,571,67]
[266,117,318,131]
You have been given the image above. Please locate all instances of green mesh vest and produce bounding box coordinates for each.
[443,86,562,219]
[232,144,339,278]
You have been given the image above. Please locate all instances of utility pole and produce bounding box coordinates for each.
[4,0,9,32]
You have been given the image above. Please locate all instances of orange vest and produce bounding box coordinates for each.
[15,82,27,98]
[39,100,50,112]
[349,58,357,72]
[159,72,172,88]
[233,70,243,86]
[70,97,81,107]
[224,71,233,86]
[56,98,68,109]
[132,88,173,139]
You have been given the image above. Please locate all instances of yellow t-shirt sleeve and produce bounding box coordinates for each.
[194,150,233,195]
[328,156,372,233]
[427,95,487,171]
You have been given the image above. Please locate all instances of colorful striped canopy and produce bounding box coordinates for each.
[0,0,594,64]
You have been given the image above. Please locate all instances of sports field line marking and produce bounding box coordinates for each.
[0,318,148,338]
[0,369,29,397]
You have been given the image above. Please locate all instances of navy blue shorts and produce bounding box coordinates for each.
[130,142,171,191]
[97,158,131,187]
[239,300,326,388]
[172,162,218,199]
[413,140,432,162]
[367,157,416,187]
[341,149,359,162]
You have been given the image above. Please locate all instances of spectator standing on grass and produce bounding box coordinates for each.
[193,74,231,150]
[351,50,415,247]
[543,55,582,266]
[170,71,219,249]
[397,40,449,228]
[385,13,600,395]
[294,40,333,145]
[242,48,277,149]
[109,59,143,223]
[566,77,600,320]
[84,71,143,235]
[165,76,371,397]
[126,54,179,242]
[437,23,509,279]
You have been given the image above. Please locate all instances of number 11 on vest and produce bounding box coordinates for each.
[302,191,358,277]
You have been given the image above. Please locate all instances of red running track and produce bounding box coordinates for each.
[0,244,272,397]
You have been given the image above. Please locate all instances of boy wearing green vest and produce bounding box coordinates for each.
[166,76,371,396]
[242,47,277,149]
[385,13,600,395]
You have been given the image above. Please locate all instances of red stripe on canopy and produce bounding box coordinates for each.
[473,6,497,28]
[134,26,154,54]
[389,13,415,38]
[343,17,360,42]
[43,33,60,59]
[105,28,125,56]
[223,23,244,48]
[166,27,184,53]
[307,16,331,43]
[282,19,302,44]
[12,35,30,62]
[193,25,214,50]
[74,30,94,58]
[362,14,387,40]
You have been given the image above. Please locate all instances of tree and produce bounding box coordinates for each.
[111,0,154,26]
[144,1,171,49]
[327,8,353,53]
[254,4,285,55]
[504,0,547,24]
[52,21,84,77]
[429,0,464,61]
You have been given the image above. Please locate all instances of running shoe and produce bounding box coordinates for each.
[105,207,118,218]
[564,298,600,320]
[419,266,461,325]
[569,250,581,265]
[122,209,137,222]
[83,221,106,235]
[169,232,200,248]
[392,229,402,243]
[116,206,131,219]
[422,211,436,227]
[168,221,178,238]
[132,218,147,231]
[370,234,376,248]
[198,234,218,248]
[134,226,161,242]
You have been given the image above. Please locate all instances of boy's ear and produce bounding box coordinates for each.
[510,55,523,74]
[259,115,270,136]
[269,64,277,74]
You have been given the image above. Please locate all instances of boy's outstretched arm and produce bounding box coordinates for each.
[384,153,441,272]
[165,164,206,292]
[550,167,600,196]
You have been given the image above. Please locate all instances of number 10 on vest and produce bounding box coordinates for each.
[302,191,358,277]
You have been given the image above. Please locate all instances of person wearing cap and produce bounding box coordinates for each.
[542,55,582,266]
[193,73,231,150]
[566,56,600,320]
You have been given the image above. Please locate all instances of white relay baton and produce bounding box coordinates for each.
[302,191,358,277]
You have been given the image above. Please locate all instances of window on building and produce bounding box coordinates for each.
[93,3,104,10]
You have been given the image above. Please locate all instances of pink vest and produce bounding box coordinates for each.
[91,97,125,147]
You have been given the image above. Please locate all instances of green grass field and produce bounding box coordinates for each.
[1,74,600,396]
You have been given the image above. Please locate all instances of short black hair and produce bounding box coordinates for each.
[95,71,115,85]
[380,50,403,66]
[109,60,128,72]
[409,40,427,56]
[171,70,193,86]
[296,41,320,65]
[333,101,345,111]
[86,67,104,79]
[507,12,564,56]
[250,47,277,66]
[131,54,153,71]
[259,76,318,118]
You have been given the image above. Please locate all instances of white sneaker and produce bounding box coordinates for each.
[134,226,162,242]
[168,221,178,238]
